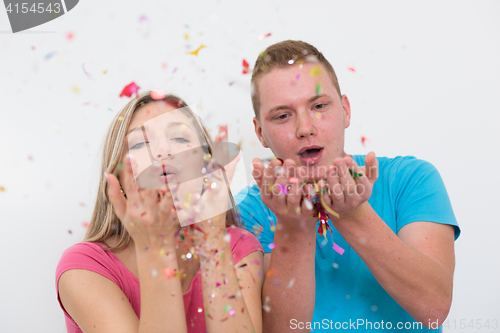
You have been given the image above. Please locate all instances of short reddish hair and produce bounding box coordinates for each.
[251,40,342,119]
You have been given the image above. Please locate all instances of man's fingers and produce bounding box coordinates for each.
[365,152,379,181]
[252,158,265,189]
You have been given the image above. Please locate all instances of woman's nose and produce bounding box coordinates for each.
[152,141,172,161]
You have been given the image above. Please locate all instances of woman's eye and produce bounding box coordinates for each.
[172,137,189,143]
[130,142,147,150]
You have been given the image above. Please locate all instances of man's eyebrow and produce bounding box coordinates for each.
[267,94,329,114]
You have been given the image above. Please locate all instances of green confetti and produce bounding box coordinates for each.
[315,82,322,95]
[180,233,185,241]
[349,169,363,178]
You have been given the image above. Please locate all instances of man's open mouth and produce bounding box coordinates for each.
[299,148,323,158]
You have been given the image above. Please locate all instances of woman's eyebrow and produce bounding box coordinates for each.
[166,121,194,131]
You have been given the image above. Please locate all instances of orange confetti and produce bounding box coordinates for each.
[361,136,371,146]
[163,268,176,278]
[266,269,276,277]
[242,59,250,74]
[186,44,206,56]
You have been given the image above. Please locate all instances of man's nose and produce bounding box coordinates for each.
[296,112,317,138]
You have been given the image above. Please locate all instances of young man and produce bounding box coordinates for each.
[235,40,460,332]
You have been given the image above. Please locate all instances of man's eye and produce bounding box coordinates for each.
[172,137,189,143]
[130,142,147,149]
[314,104,325,110]
[276,114,289,120]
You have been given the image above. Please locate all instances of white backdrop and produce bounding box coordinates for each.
[1,1,499,332]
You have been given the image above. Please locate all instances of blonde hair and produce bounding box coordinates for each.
[251,40,342,119]
[84,91,241,251]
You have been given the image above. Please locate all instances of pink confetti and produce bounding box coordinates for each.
[163,268,175,278]
[295,74,300,81]
[66,32,74,41]
[82,63,92,79]
[119,82,140,98]
[82,221,89,228]
[347,66,356,73]
[229,309,236,316]
[150,90,166,100]
[161,62,168,69]
[333,243,345,255]
[79,202,86,207]
[288,177,298,183]
[268,243,275,250]
[138,15,149,22]
[361,136,371,146]
[27,155,34,161]
[258,33,272,40]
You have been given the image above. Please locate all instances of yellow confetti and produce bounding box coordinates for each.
[186,44,206,56]
[103,70,107,74]
[309,66,322,77]
[184,192,192,207]
[0,186,5,191]
[315,112,321,119]
[118,116,124,121]
[159,249,165,256]
[72,86,80,93]
[184,33,189,40]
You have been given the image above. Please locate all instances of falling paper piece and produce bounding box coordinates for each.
[215,125,228,141]
[315,112,321,119]
[315,83,322,95]
[347,66,356,73]
[309,66,322,77]
[258,32,272,40]
[333,243,345,255]
[295,74,300,81]
[45,51,56,60]
[120,82,140,98]
[163,268,176,278]
[242,59,250,74]
[186,44,206,56]
[151,90,166,100]
[27,155,34,161]
[361,136,371,146]
[82,221,89,228]
[66,32,74,41]
[0,186,6,191]
[82,63,92,79]
[161,62,168,69]
[268,243,275,250]
[138,15,148,22]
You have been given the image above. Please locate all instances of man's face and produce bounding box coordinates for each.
[254,62,351,172]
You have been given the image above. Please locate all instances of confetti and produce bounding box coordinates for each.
[288,177,298,183]
[82,63,92,79]
[258,32,272,40]
[266,269,276,277]
[268,243,275,250]
[361,136,371,146]
[186,44,206,56]
[68,230,72,234]
[349,169,363,178]
[304,198,313,210]
[150,90,166,100]
[138,15,148,22]
[242,59,250,74]
[66,32,74,41]
[27,155,34,161]
[119,82,140,98]
[315,83,322,95]
[44,51,56,60]
[295,74,300,81]
[151,269,157,277]
[347,66,356,73]
[229,309,236,316]
[332,263,339,269]
[315,112,321,119]
[161,62,168,70]
[309,66,322,77]
[82,221,89,228]
[0,187,5,192]
[287,278,295,288]
[162,268,176,278]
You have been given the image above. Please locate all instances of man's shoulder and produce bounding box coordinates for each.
[352,154,434,176]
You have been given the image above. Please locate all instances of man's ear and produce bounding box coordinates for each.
[341,94,351,129]
[253,116,269,148]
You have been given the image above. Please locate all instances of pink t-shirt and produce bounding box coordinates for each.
[56,226,263,333]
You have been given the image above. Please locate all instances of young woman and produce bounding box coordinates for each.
[56,91,264,333]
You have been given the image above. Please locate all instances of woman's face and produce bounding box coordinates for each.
[120,101,206,197]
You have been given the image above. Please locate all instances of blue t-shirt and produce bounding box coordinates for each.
[235,155,460,332]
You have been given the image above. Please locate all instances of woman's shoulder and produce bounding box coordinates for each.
[226,226,264,264]
[56,241,124,286]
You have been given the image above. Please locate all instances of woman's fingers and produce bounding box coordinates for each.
[105,172,127,221]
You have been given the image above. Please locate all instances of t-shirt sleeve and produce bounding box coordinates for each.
[235,185,276,253]
[228,227,264,263]
[55,243,124,315]
[393,157,460,240]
